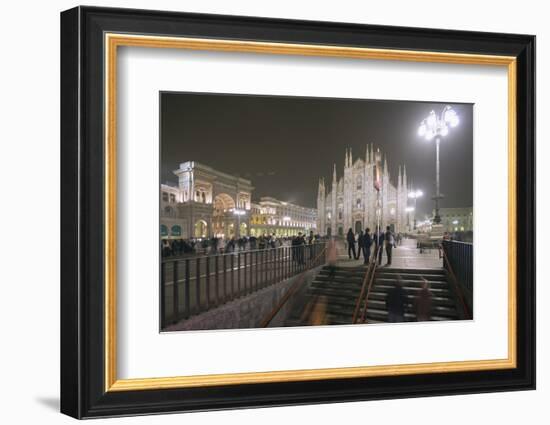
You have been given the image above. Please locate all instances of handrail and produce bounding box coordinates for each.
[359,244,383,323]
[439,243,472,320]
[352,260,374,323]
[260,246,327,327]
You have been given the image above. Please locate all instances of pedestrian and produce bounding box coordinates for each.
[346,228,357,260]
[363,227,372,264]
[297,232,306,265]
[226,237,236,253]
[308,230,315,260]
[384,226,395,266]
[259,234,266,250]
[210,236,217,255]
[356,230,364,260]
[386,276,407,322]
[414,278,432,321]
[326,238,338,283]
[373,227,384,265]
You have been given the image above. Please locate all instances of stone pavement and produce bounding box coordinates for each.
[336,237,443,269]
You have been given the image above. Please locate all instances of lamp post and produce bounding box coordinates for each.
[405,206,415,232]
[233,208,245,237]
[408,189,423,230]
[417,106,459,224]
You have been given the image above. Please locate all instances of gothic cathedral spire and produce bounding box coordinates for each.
[398,165,402,188]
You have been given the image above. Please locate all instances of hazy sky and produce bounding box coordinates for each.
[160,92,473,217]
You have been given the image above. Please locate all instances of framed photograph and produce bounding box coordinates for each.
[60,6,535,419]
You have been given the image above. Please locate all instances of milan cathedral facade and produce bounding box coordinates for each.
[316,145,412,236]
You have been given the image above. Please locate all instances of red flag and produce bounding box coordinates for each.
[373,149,381,191]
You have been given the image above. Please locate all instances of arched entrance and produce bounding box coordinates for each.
[213,193,236,236]
[171,225,182,237]
[213,193,235,213]
[239,222,247,237]
[326,226,332,237]
[354,220,362,233]
[194,220,208,238]
[338,226,343,237]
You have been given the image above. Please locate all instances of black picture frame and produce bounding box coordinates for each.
[60,6,535,419]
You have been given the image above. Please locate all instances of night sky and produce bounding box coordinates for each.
[160,92,473,217]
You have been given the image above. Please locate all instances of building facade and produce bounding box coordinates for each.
[250,197,317,237]
[160,161,316,239]
[161,161,254,239]
[434,207,473,233]
[317,146,411,236]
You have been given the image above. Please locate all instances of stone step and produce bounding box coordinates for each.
[375,272,446,282]
[311,280,363,290]
[317,271,367,279]
[308,286,361,299]
[364,308,455,322]
[320,266,368,273]
[372,284,451,297]
[364,299,458,317]
[368,291,456,306]
[315,276,365,285]
[375,267,445,276]
[374,277,448,289]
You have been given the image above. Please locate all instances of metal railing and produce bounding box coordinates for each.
[260,245,327,327]
[352,244,383,324]
[440,240,473,317]
[161,242,327,328]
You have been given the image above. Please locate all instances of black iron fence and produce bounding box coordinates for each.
[161,242,327,328]
[441,240,473,313]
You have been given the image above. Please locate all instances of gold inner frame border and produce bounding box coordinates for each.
[104,33,517,392]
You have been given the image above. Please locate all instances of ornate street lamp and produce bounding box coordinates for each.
[418,106,459,224]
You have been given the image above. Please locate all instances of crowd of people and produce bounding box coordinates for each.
[385,276,432,322]
[161,231,325,258]
[345,226,403,266]
[162,228,435,321]
[342,227,433,322]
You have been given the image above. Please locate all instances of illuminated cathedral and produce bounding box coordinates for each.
[316,145,412,236]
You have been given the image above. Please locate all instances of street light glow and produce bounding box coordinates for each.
[418,106,459,224]
[418,122,427,137]
[408,190,423,199]
[444,106,460,127]
[418,105,459,142]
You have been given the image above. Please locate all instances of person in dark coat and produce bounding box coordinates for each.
[373,227,384,265]
[356,230,364,260]
[384,226,395,266]
[363,228,372,264]
[346,228,357,260]
[414,278,433,321]
[386,276,407,322]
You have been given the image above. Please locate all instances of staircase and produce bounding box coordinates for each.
[364,267,460,322]
[283,265,461,326]
[283,265,366,326]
